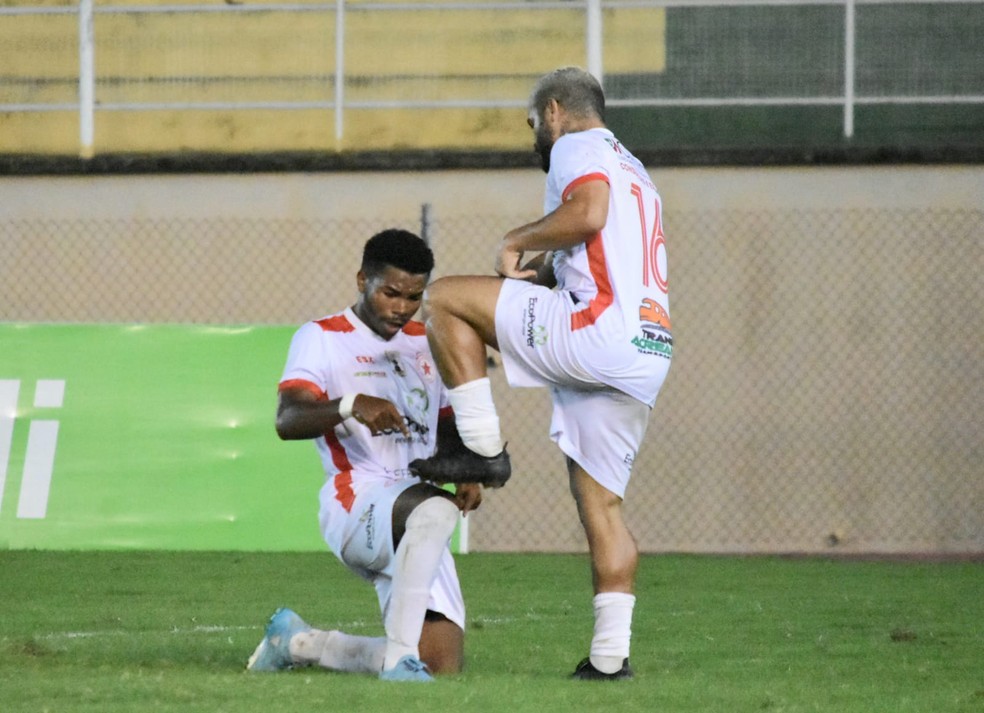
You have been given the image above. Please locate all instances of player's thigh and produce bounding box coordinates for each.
[426,275,504,341]
[338,479,419,572]
[495,280,597,389]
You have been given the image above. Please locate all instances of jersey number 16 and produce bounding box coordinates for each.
[630,183,669,295]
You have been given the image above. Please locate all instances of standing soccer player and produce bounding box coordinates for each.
[411,66,672,680]
[247,229,483,682]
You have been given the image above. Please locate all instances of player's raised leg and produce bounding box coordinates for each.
[410,275,512,487]
[424,274,503,387]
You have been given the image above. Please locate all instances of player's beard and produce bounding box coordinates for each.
[534,124,553,173]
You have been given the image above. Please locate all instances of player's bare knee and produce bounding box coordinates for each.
[406,495,458,541]
[422,276,457,314]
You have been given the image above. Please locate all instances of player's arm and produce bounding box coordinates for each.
[276,385,343,440]
[276,384,409,440]
[496,178,609,279]
[520,251,557,288]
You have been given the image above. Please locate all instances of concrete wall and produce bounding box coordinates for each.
[2,165,982,554]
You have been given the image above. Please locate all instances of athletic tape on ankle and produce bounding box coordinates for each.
[338,393,357,420]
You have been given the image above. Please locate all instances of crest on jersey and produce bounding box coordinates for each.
[415,352,437,383]
[603,137,624,154]
[384,350,407,378]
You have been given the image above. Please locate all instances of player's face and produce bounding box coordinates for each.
[529,108,554,173]
[354,265,428,340]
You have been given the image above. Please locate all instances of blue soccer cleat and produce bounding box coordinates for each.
[379,655,434,682]
[246,607,311,672]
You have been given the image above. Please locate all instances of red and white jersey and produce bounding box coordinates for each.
[545,127,672,404]
[279,307,450,514]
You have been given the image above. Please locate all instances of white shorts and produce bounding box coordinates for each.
[320,478,465,630]
[495,280,656,498]
[547,385,650,499]
[494,280,600,390]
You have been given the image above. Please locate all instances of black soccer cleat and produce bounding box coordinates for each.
[409,445,512,488]
[571,657,634,681]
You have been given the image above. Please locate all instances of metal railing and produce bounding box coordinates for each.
[1,0,982,157]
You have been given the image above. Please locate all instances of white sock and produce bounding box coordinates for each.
[289,629,386,673]
[589,592,636,674]
[447,378,503,457]
[382,496,459,671]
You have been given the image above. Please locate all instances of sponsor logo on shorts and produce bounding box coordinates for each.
[360,503,376,550]
[525,297,548,347]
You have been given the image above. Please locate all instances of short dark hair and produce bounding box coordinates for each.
[361,229,434,278]
[529,66,605,123]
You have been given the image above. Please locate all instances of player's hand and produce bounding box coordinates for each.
[453,483,483,514]
[350,394,410,437]
[495,231,539,280]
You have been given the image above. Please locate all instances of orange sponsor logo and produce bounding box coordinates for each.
[639,298,671,331]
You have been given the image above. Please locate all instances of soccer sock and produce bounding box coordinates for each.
[589,592,636,674]
[447,377,503,457]
[289,630,386,673]
[382,496,459,671]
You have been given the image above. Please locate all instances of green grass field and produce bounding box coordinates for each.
[1,551,981,713]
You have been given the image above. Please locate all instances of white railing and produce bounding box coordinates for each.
[1,0,982,158]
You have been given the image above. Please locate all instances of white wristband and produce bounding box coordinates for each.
[338,393,357,420]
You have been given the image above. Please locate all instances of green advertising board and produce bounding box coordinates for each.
[0,323,463,552]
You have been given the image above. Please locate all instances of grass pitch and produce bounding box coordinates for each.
[0,551,981,713]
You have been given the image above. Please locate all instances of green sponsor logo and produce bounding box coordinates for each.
[631,335,673,358]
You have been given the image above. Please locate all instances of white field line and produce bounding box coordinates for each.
[40,615,533,642]
[42,620,377,641]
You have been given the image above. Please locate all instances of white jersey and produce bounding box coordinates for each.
[279,308,465,628]
[279,307,450,518]
[544,127,672,404]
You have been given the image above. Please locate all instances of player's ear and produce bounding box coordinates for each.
[545,98,560,121]
[356,269,367,293]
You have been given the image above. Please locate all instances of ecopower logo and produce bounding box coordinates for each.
[0,379,65,519]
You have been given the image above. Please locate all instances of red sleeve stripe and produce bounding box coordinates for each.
[562,172,609,202]
[278,379,325,398]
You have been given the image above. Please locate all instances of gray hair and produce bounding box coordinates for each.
[528,66,605,122]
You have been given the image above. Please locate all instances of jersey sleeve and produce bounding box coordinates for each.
[546,132,611,209]
[280,321,330,396]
